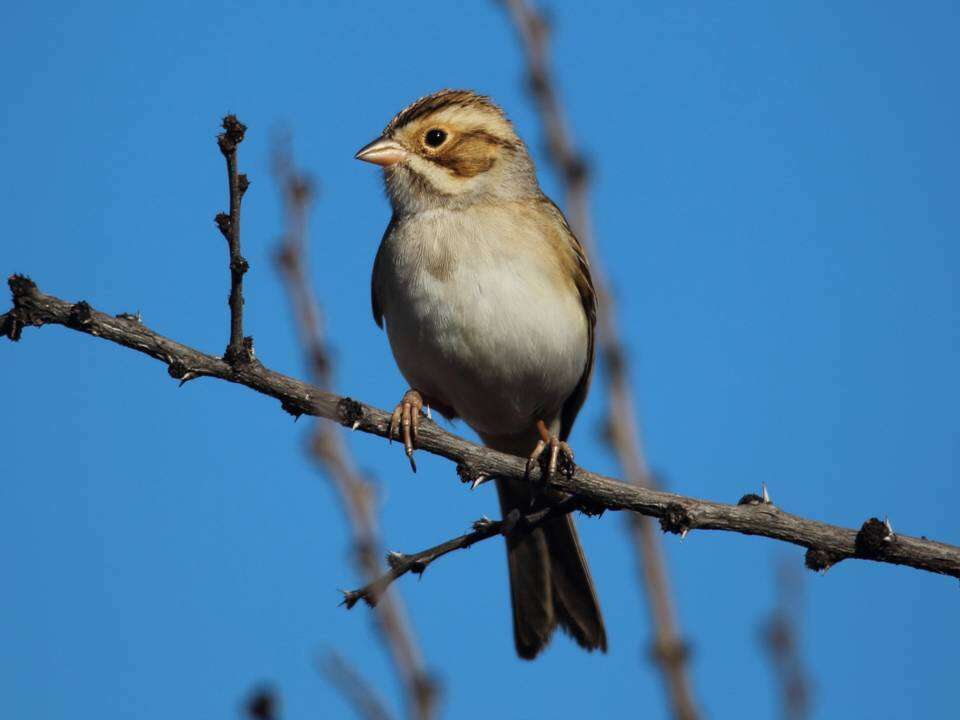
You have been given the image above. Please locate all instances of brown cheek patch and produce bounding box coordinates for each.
[433,135,498,178]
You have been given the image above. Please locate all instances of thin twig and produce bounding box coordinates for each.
[320,651,394,720]
[216,114,254,365]
[502,2,698,717]
[271,147,437,720]
[342,497,584,609]
[4,277,959,581]
[762,561,813,720]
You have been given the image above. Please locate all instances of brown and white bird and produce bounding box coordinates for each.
[355,89,606,659]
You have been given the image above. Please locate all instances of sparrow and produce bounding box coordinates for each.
[355,89,606,659]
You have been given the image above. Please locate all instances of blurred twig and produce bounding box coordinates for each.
[243,686,279,720]
[502,2,699,718]
[762,561,813,720]
[272,141,437,720]
[320,651,394,720]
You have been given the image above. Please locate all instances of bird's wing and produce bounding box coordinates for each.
[370,214,398,328]
[540,196,597,441]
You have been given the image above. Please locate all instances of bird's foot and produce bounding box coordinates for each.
[525,420,575,486]
[389,389,424,473]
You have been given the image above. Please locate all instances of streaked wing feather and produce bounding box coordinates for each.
[540,196,597,441]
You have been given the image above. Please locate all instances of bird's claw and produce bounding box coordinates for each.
[389,389,424,473]
[525,420,575,487]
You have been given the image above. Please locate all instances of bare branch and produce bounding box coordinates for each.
[215,114,254,366]
[502,2,698,717]
[319,651,394,720]
[5,276,960,581]
[342,497,584,609]
[271,149,437,720]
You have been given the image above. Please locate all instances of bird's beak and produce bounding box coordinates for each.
[355,137,407,167]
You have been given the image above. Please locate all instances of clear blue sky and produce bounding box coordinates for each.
[2,1,957,718]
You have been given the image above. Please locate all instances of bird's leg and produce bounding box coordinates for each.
[389,389,424,473]
[525,419,575,485]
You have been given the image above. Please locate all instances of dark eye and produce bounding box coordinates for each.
[424,128,447,148]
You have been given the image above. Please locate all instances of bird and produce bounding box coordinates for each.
[355,89,606,659]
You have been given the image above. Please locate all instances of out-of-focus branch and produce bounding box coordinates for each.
[501,2,699,718]
[243,686,279,720]
[342,497,584,609]
[5,278,960,579]
[272,146,437,720]
[319,651,394,720]
[215,115,254,366]
[762,561,813,720]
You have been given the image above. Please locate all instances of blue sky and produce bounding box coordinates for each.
[2,1,957,718]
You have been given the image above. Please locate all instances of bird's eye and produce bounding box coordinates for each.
[424,128,447,148]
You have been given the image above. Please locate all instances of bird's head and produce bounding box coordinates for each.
[355,89,538,212]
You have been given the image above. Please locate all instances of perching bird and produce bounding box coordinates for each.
[355,89,606,659]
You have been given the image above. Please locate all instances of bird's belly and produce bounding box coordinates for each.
[383,257,588,436]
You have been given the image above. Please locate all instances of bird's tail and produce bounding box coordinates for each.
[483,430,607,660]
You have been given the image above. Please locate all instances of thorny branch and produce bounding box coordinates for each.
[272,147,436,720]
[342,497,585,609]
[4,276,960,582]
[216,115,254,366]
[502,2,698,718]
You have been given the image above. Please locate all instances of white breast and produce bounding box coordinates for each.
[376,205,588,437]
